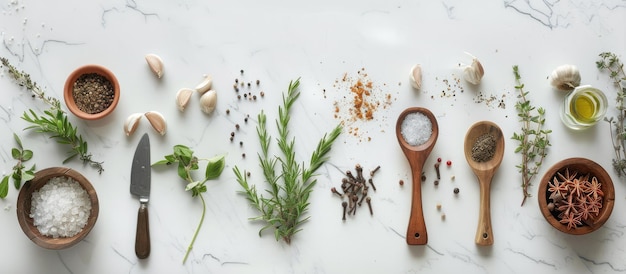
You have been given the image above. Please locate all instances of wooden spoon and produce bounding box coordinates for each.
[463,121,504,246]
[396,107,439,245]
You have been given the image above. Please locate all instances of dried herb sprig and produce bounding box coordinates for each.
[511,65,552,206]
[597,52,626,177]
[153,145,226,264]
[1,57,104,173]
[0,134,36,198]
[234,78,342,244]
[22,109,103,173]
[1,57,62,111]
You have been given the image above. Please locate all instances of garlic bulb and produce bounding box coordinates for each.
[462,52,484,85]
[145,111,167,135]
[145,54,164,79]
[199,89,217,114]
[195,74,213,94]
[409,64,422,90]
[124,113,143,136]
[176,88,194,111]
[550,64,581,91]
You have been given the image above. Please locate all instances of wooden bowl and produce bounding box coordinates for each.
[538,158,615,235]
[63,64,120,120]
[16,167,99,249]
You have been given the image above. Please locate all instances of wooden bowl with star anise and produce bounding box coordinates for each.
[538,157,615,235]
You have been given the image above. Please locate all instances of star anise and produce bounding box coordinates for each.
[585,176,603,199]
[559,212,582,230]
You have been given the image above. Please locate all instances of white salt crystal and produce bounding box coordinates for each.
[29,176,91,238]
[401,112,432,146]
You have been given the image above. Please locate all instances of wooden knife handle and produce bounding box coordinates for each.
[135,203,150,259]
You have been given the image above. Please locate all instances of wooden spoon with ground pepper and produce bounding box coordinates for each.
[464,121,505,246]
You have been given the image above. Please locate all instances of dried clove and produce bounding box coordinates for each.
[368,178,376,191]
[434,162,441,179]
[342,202,348,221]
[366,197,373,215]
[370,165,381,177]
[331,187,343,198]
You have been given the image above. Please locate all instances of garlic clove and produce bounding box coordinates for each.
[195,74,213,94]
[124,113,143,136]
[145,111,167,135]
[199,89,217,114]
[409,64,422,90]
[462,52,484,85]
[176,88,194,111]
[550,64,581,91]
[145,54,164,79]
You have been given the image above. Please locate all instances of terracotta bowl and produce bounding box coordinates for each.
[538,158,615,235]
[63,64,120,120]
[16,167,99,249]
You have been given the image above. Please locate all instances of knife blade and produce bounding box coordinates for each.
[130,133,151,259]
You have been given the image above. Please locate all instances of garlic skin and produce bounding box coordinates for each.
[145,54,164,79]
[195,74,213,94]
[199,89,217,114]
[176,88,194,111]
[145,111,167,135]
[462,53,484,85]
[409,64,422,90]
[550,64,581,91]
[124,113,143,136]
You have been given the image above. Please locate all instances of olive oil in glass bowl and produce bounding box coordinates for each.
[560,85,608,130]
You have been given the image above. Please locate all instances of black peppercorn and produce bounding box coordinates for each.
[454,187,459,194]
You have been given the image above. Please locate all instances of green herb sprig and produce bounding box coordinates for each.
[0,134,35,198]
[511,65,552,206]
[153,145,225,264]
[597,52,626,177]
[1,57,103,173]
[234,78,342,244]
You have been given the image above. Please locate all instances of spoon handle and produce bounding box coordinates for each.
[407,166,428,245]
[475,175,493,245]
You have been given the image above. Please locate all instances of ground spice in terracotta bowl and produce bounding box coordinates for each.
[63,65,120,120]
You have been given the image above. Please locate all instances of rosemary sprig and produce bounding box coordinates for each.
[511,65,552,206]
[22,109,103,173]
[597,52,626,177]
[153,145,226,264]
[234,78,342,244]
[0,134,36,198]
[1,57,104,173]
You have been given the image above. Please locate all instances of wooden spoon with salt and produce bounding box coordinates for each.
[396,107,438,245]
[463,121,504,246]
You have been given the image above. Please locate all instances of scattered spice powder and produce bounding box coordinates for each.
[72,73,114,114]
[331,68,393,142]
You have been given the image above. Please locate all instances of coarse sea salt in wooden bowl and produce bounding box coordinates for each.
[16,167,99,249]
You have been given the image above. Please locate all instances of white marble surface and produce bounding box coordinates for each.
[0,0,625,273]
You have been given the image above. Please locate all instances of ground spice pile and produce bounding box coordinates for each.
[471,133,496,162]
[72,73,114,114]
[332,68,393,141]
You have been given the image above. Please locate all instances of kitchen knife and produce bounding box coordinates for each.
[130,133,151,259]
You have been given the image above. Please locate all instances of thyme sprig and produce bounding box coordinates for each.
[234,78,342,244]
[1,57,62,111]
[1,57,103,173]
[153,145,226,264]
[597,52,626,177]
[0,134,36,198]
[511,65,552,206]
